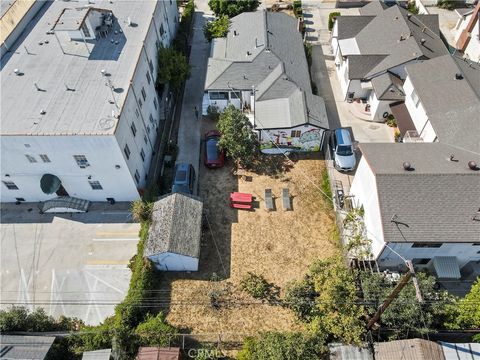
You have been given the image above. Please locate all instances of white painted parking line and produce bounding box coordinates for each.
[92,238,139,242]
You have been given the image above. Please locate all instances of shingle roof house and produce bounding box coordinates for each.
[404,54,480,153]
[349,142,480,275]
[0,335,55,360]
[204,10,329,154]
[331,3,448,121]
[145,193,203,272]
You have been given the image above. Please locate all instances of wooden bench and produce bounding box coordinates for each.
[282,188,291,211]
[265,188,274,211]
[230,202,252,210]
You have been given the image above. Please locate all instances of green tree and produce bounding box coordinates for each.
[361,271,456,339]
[0,306,81,332]
[157,47,190,92]
[284,257,365,344]
[240,272,279,302]
[135,313,176,346]
[217,105,259,168]
[208,0,260,18]
[203,15,230,42]
[237,331,327,360]
[445,277,480,332]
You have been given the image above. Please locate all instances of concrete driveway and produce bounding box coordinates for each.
[175,3,212,195]
[0,203,139,325]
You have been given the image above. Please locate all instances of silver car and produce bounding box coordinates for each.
[331,128,356,172]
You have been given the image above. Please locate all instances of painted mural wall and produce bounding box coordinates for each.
[259,125,325,154]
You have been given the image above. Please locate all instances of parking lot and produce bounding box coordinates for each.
[0,202,139,325]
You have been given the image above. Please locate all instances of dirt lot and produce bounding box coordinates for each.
[162,119,338,336]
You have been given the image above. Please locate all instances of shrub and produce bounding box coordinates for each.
[240,272,279,301]
[130,200,153,222]
[284,279,317,320]
[208,0,260,18]
[386,115,397,127]
[203,15,230,42]
[304,42,313,68]
[157,47,191,92]
[328,12,340,31]
[0,307,81,332]
[437,0,455,10]
[320,168,332,207]
[407,2,419,14]
[293,0,302,18]
[206,105,220,121]
[135,313,176,346]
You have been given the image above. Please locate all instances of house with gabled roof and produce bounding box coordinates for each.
[349,142,480,277]
[204,10,329,154]
[330,2,448,122]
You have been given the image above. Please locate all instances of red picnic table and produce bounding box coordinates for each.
[229,192,253,210]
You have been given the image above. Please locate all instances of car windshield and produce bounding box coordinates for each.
[175,170,187,182]
[206,138,219,161]
[337,145,353,156]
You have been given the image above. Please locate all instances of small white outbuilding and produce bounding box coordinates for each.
[144,193,203,272]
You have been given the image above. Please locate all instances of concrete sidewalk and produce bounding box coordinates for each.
[175,6,212,195]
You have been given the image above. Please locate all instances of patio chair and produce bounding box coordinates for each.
[265,188,274,212]
[282,188,292,211]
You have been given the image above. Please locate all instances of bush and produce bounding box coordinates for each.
[386,115,397,127]
[304,43,313,68]
[240,272,279,301]
[284,279,317,320]
[437,0,455,10]
[293,0,302,18]
[320,168,332,208]
[208,0,260,18]
[135,313,176,346]
[206,105,220,121]
[328,12,340,31]
[130,200,153,222]
[0,307,81,332]
[407,2,419,14]
[203,15,230,42]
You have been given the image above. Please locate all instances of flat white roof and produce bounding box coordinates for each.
[1,0,156,136]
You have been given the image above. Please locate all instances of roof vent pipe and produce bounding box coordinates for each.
[468,161,479,170]
[420,38,426,45]
[403,162,413,171]
[234,30,237,36]
[407,13,412,19]
[455,73,463,80]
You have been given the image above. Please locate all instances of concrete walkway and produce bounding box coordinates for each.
[175,4,212,194]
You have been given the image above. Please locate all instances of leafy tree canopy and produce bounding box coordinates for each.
[237,331,327,360]
[203,15,230,42]
[208,0,260,18]
[361,271,456,339]
[134,312,176,347]
[444,276,480,332]
[157,47,190,92]
[217,105,259,168]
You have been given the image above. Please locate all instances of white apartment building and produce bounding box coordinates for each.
[1,0,178,203]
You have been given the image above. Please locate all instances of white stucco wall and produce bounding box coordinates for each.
[0,135,139,202]
[404,76,437,142]
[148,252,199,271]
[368,91,394,122]
[349,157,385,258]
[378,242,480,270]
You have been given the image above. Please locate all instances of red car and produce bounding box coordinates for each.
[204,130,225,168]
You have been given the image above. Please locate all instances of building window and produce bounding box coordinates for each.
[140,148,145,162]
[134,170,140,184]
[411,243,442,248]
[209,91,228,100]
[135,108,140,118]
[160,24,165,36]
[138,98,143,109]
[89,181,103,190]
[3,181,19,190]
[411,89,420,107]
[131,122,137,137]
[149,60,154,74]
[124,144,131,159]
[146,71,151,84]
[81,23,91,38]
[147,125,151,134]
[149,113,154,125]
[153,97,158,110]
[291,130,301,138]
[412,258,431,265]
[144,135,148,144]
[39,154,51,163]
[155,40,160,50]
[25,154,37,163]
[73,155,89,168]
[141,87,147,101]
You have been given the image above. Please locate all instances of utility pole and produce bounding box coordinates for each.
[366,260,423,330]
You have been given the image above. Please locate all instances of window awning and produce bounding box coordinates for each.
[433,256,461,279]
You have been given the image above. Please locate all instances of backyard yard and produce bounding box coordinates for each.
[161,119,339,337]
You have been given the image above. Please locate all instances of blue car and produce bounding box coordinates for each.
[172,163,195,194]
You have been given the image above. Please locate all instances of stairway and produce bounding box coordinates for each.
[42,196,90,213]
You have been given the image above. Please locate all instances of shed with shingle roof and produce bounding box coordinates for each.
[0,335,55,360]
[145,193,203,272]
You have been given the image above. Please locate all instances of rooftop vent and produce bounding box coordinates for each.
[234,30,238,36]
[403,162,413,171]
[421,26,427,33]
[246,51,251,56]
[449,154,458,162]
[407,13,412,19]
[455,73,464,80]
[468,161,478,170]
[420,38,426,45]
[399,35,405,41]
[243,74,247,79]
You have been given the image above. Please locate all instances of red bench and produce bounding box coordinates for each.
[229,192,253,210]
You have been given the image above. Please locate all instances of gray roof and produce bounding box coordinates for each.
[348,55,386,79]
[405,55,480,154]
[359,142,480,244]
[53,8,91,31]
[335,16,375,40]
[0,335,55,360]
[82,349,112,360]
[1,0,158,135]
[375,339,445,360]
[329,343,372,360]
[440,342,480,359]
[359,1,388,16]
[370,72,404,101]
[205,11,328,130]
[145,193,203,258]
[337,5,448,78]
